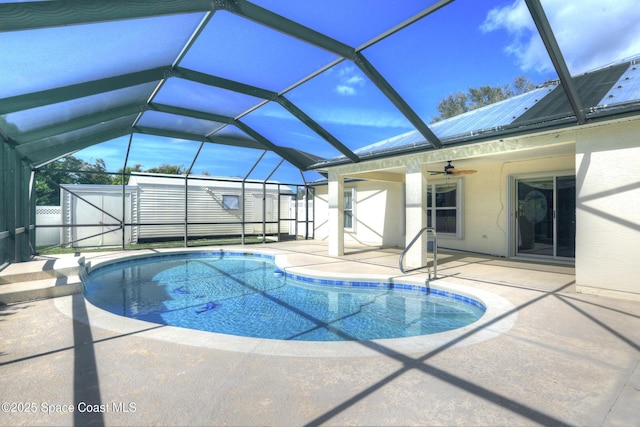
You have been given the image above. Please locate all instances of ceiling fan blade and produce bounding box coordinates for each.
[451,169,477,175]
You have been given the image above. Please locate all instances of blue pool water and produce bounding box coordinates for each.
[83,251,485,341]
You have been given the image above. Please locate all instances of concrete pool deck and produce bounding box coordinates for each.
[1,240,639,426]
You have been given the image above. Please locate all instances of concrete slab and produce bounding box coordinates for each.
[0,241,638,426]
[0,277,81,304]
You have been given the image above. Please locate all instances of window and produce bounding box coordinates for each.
[222,195,240,210]
[344,188,355,231]
[427,180,461,236]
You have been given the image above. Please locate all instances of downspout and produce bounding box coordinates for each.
[298,169,308,240]
[185,141,205,248]
[264,158,284,243]
[28,167,36,257]
[121,132,133,250]
[262,181,266,243]
[242,151,267,245]
[241,180,245,244]
[184,174,188,248]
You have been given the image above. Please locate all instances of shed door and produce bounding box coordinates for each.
[71,194,123,247]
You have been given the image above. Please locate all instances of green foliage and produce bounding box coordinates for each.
[431,91,468,123]
[112,162,184,184]
[147,164,186,175]
[512,75,535,94]
[111,163,143,186]
[468,84,512,110]
[36,156,202,206]
[432,75,536,122]
[35,156,112,205]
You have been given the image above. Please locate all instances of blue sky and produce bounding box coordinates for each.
[66,0,640,184]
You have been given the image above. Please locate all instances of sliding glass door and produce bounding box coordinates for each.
[556,176,576,258]
[516,175,575,258]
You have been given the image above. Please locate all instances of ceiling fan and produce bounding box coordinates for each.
[429,161,477,176]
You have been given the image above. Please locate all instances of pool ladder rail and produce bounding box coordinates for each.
[399,227,437,281]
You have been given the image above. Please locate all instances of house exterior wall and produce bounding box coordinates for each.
[315,155,574,256]
[314,180,405,247]
[575,118,640,300]
[433,154,574,256]
[314,116,640,300]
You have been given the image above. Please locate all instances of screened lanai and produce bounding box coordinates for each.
[2,0,640,264]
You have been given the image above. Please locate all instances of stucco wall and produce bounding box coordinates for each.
[439,154,575,256]
[313,117,640,300]
[314,180,405,247]
[575,118,640,300]
[315,154,574,256]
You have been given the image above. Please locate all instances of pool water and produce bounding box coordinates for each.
[84,252,485,341]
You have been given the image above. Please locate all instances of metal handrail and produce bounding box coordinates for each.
[399,226,437,279]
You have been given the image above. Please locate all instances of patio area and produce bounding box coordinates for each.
[1,240,639,426]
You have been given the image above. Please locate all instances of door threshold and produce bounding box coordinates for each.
[511,255,575,266]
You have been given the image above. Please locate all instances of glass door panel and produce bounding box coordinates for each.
[556,176,576,258]
[517,178,554,256]
[516,176,576,259]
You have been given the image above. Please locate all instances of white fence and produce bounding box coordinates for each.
[35,206,62,247]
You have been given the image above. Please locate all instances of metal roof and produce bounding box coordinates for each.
[352,87,559,158]
[2,1,640,183]
[336,60,640,160]
[513,61,633,125]
[597,61,640,110]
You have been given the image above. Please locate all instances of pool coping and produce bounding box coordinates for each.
[56,247,517,358]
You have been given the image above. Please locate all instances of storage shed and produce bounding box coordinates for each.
[128,174,295,242]
[57,175,297,247]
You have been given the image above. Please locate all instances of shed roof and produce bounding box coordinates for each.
[127,173,292,192]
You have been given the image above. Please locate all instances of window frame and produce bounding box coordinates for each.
[427,179,463,238]
[343,187,355,232]
[222,194,240,210]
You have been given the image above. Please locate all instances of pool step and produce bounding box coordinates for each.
[0,257,82,305]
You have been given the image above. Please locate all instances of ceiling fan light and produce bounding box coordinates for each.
[444,161,455,174]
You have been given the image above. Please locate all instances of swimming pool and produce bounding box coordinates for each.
[83,251,486,342]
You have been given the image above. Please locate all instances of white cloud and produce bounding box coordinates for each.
[335,85,356,96]
[334,66,365,96]
[343,75,365,86]
[481,0,640,75]
[320,108,409,129]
